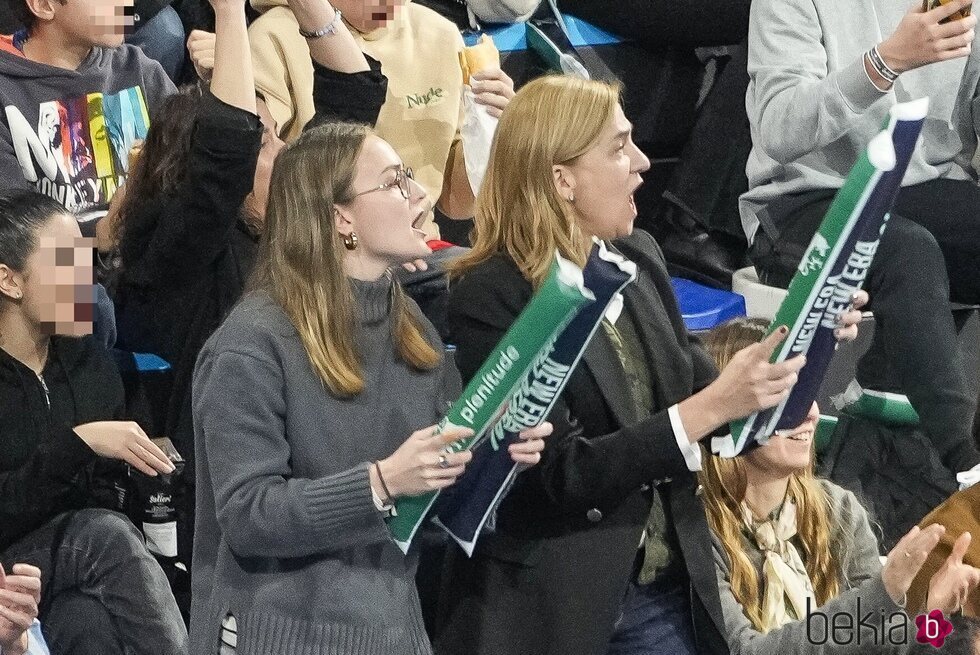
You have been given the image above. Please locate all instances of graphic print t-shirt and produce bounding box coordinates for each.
[0,38,175,222]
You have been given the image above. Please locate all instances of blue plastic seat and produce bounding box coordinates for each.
[109,350,173,437]
[670,278,746,332]
[133,353,171,373]
[463,13,622,51]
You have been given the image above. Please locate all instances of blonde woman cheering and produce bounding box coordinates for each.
[436,75,866,655]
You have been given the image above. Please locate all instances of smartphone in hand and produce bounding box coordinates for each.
[923,0,973,22]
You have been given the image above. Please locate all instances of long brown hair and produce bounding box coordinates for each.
[249,123,439,397]
[114,85,202,258]
[698,318,841,632]
[452,75,621,288]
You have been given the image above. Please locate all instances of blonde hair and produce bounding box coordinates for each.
[698,318,841,632]
[452,75,622,287]
[250,123,440,397]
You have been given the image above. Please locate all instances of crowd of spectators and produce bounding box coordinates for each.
[1,0,979,653]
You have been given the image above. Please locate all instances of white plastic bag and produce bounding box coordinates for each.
[460,87,500,196]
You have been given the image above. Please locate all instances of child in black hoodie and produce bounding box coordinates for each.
[0,190,186,654]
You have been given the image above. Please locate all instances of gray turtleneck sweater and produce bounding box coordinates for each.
[189,277,459,655]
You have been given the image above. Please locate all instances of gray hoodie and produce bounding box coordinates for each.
[0,37,174,223]
[740,0,980,244]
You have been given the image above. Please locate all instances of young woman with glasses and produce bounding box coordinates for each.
[189,123,551,654]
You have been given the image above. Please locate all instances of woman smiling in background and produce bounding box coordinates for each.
[699,318,980,655]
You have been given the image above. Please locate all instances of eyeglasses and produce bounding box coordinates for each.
[351,167,416,200]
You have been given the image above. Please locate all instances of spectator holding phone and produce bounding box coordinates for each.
[742,0,980,485]
[0,191,186,654]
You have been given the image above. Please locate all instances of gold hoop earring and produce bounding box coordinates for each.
[343,232,359,251]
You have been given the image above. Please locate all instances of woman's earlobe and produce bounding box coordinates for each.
[0,286,23,301]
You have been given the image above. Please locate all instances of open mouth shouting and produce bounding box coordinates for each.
[411,207,428,238]
[627,176,643,215]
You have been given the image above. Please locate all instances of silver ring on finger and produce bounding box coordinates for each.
[438,454,450,469]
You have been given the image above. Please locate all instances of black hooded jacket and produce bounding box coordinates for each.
[0,335,125,551]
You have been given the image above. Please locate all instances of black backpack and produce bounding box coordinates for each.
[819,414,959,552]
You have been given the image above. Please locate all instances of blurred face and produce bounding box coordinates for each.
[244,99,286,224]
[555,104,650,241]
[332,0,406,32]
[7,213,94,337]
[743,402,820,479]
[38,0,134,47]
[336,135,431,272]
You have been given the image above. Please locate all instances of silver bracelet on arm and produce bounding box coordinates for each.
[868,45,900,83]
[298,8,343,39]
[863,53,891,93]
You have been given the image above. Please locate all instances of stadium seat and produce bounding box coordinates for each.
[731,265,786,321]
[670,276,746,332]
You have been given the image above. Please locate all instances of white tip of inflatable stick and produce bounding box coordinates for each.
[711,434,738,458]
[867,131,897,172]
[595,238,638,280]
[890,97,930,121]
[555,251,595,301]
